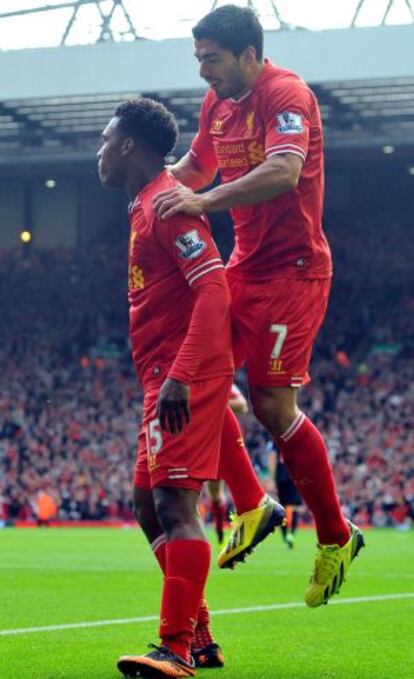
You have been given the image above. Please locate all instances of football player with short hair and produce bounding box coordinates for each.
[98,97,232,678]
[98,97,284,678]
[153,3,364,608]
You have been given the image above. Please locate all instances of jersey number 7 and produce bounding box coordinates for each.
[270,324,288,359]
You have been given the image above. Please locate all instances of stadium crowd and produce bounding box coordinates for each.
[0,211,413,527]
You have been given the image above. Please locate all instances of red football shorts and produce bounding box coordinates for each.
[134,374,232,491]
[228,276,331,388]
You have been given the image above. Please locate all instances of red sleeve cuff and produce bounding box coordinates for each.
[167,368,192,385]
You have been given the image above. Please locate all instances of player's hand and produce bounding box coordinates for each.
[157,378,191,434]
[153,185,205,220]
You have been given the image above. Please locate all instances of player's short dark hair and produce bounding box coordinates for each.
[114,98,178,158]
[192,4,263,62]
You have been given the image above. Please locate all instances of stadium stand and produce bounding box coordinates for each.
[1,206,413,527]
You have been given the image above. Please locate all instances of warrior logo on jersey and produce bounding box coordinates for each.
[268,358,285,374]
[175,230,206,259]
[210,118,224,135]
[276,111,304,134]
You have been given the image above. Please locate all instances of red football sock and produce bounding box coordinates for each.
[151,533,212,638]
[211,499,225,535]
[218,406,265,514]
[160,539,211,662]
[193,596,214,650]
[277,413,350,546]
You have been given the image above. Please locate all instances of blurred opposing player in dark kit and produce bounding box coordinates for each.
[98,98,284,678]
[153,4,364,607]
[268,447,302,549]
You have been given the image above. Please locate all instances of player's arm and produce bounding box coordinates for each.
[164,91,219,192]
[154,84,310,219]
[168,272,230,383]
[157,274,230,434]
[155,218,231,434]
[157,154,301,219]
[156,154,301,218]
[168,152,217,191]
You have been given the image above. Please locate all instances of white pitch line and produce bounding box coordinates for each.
[1,592,414,638]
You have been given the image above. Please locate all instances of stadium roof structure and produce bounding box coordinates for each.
[2,75,414,167]
[1,0,414,48]
[1,1,414,166]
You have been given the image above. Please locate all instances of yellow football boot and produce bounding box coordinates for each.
[305,521,365,608]
[218,495,286,569]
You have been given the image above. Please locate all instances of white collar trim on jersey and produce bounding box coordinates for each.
[230,89,253,104]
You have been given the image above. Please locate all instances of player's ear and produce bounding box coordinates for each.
[122,137,135,156]
[241,45,257,65]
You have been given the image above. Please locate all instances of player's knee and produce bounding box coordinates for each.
[133,487,160,539]
[207,480,223,503]
[154,501,179,536]
[133,487,146,520]
[250,387,298,437]
[153,492,183,537]
[133,496,146,526]
[250,390,279,429]
[153,487,199,539]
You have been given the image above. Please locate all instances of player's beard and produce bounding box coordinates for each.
[98,161,124,188]
[214,70,249,100]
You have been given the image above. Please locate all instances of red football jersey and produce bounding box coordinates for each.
[128,170,233,389]
[190,59,332,281]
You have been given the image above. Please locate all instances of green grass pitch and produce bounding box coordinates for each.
[1,527,413,678]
